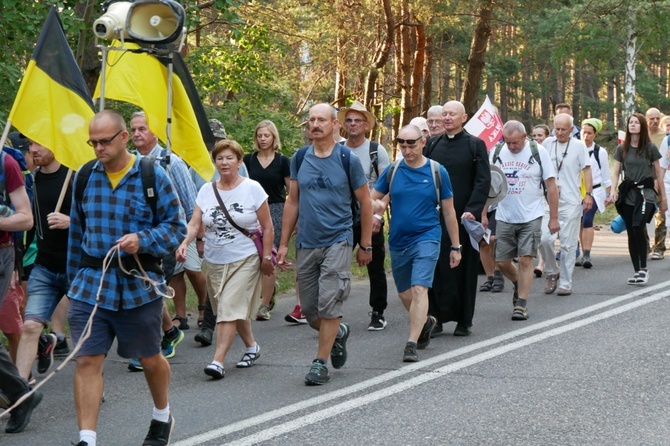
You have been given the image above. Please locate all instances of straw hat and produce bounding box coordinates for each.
[337,100,376,129]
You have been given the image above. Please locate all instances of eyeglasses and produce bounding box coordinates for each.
[87,130,122,147]
[345,118,366,124]
[396,138,419,145]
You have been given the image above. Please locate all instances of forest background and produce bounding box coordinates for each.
[1,0,669,157]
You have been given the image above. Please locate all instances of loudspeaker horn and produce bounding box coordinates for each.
[93,1,133,40]
[127,0,185,45]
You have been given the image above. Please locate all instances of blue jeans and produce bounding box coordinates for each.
[25,264,69,326]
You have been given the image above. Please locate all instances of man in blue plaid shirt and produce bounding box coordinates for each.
[67,110,186,446]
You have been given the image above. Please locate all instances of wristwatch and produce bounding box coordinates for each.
[585,192,593,197]
[373,214,383,222]
[451,245,462,252]
[263,255,273,261]
[195,237,204,242]
[361,246,373,253]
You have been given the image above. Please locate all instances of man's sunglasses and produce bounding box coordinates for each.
[395,138,419,145]
[87,130,123,147]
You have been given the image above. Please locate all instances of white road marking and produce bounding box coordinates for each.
[173,282,670,446]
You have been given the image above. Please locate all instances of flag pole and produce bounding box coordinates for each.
[54,169,74,213]
[99,45,107,112]
[0,119,12,150]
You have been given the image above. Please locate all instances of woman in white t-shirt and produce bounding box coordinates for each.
[177,140,275,380]
[575,118,611,269]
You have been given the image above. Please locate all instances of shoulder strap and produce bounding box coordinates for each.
[430,160,442,208]
[386,160,401,194]
[294,146,309,174]
[211,181,251,238]
[529,140,547,196]
[592,144,602,170]
[423,134,444,158]
[369,141,379,175]
[469,137,478,162]
[139,156,157,222]
[74,160,96,205]
[0,151,6,205]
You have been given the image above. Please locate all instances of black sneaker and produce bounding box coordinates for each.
[74,442,89,446]
[142,414,174,446]
[429,321,443,338]
[37,333,57,374]
[417,316,437,350]
[194,327,213,346]
[53,335,70,357]
[5,390,43,433]
[330,322,350,369]
[304,360,330,385]
[403,344,418,362]
[367,311,387,331]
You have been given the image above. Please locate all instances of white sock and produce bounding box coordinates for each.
[80,430,97,446]
[246,343,259,354]
[210,360,223,368]
[152,404,170,423]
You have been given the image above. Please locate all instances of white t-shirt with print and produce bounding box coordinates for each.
[543,137,590,206]
[196,178,268,264]
[491,142,555,223]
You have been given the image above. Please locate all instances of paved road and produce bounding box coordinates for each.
[3,228,670,445]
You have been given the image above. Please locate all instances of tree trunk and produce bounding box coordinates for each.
[363,0,394,111]
[398,1,413,127]
[74,1,99,96]
[421,33,433,115]
[460,0,493,117]
[409,22,426,118]
[624,12,638,119]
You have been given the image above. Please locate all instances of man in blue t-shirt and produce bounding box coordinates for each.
[277,103,372,386]
[372,124,461,363]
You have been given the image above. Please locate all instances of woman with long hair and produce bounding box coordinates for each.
[244,120,290,321]
[606,113,667,285]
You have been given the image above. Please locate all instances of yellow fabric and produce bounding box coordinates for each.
[580,172,586,199]
[93,41,214,182]
[107,154,136,189]
[9,60,95,170]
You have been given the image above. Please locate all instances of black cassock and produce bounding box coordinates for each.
[425,130,490,327]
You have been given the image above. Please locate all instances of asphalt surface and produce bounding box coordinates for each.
[3,227,670,446]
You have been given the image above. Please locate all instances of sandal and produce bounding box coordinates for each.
[491,276,504,293]
[479,280,493,292]
[172,316,189,330]
[236,346,261,368]
[533,267,543,278]
[204,362,225,379]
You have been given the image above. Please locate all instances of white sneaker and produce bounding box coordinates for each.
[635,270,649,285]
[627,272,640,285]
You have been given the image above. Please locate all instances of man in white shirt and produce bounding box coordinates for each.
[539,114,593,296]
[492,121,559,320]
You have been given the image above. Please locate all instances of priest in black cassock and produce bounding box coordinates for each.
[424,100,491,336]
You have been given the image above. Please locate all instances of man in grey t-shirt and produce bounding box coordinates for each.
[339,100,390,331]
[277,103,373,386]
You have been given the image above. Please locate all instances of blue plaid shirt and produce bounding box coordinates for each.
[67,157,187,310]
[143,144,197,221]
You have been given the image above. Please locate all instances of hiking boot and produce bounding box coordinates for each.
[304,360,330,386]
[194,327,213,346]
[161,328,184,359]
[256,304,271,321]
[367,311,387,331]
[417,316,437,349]
[37,333,57,374]
[142,414,174,446]
[544,274,559,294]
[285,305,307,324]
[403,343,419,362]
[330,323,350,369]
[128,358,143,372]
[5,390,42,433]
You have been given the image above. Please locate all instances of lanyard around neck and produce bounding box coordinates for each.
[553,139,571,177]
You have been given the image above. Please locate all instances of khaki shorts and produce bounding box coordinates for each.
[204,255,261,322]
[494,217,542,261]
[296,241,352,323]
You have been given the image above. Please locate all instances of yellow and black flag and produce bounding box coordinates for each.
[8,7,95,170]
[93,41,215,181]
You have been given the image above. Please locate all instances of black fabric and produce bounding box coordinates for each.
[353,223,387,312]
[34,165,71,273]
[425,130,491,326]
[243,152,290,204]
[615,177,655,227]
[619,203,649,272]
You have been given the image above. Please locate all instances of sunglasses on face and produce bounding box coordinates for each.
[87,130,123,148]
[396,138,419,145]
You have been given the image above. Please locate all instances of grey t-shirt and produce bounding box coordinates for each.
[614,143,661,205]
[291,144,368,248]
[346,139,390,188]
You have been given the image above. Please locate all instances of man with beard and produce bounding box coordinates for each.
[424,100,490,336]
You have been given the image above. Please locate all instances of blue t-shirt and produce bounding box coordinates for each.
[375,159,453,250]
[291,144,368,248]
